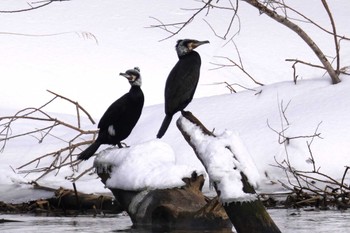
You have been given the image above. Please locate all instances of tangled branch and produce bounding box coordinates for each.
[267,99,322,145]
[148,0,239,41]
[268,99,350,209]
[274,153,350,209]
[0,90,98,182]
[210,54,264,87]
[150,0,349,86]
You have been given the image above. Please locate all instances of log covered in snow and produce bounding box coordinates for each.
[177,111,281,233]
[94,140,232,231]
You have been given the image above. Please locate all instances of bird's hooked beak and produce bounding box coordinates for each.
[191,40,210,49]
[119,72,136,82]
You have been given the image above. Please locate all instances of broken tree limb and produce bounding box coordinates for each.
[177,111,281,233]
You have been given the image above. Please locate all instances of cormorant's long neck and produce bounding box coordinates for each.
[130,85,141,92]
[178,50,199,59]
[129,86,143,98]
[129,85,144,106]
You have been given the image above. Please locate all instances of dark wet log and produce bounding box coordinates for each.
[0,185,122,216]
[47,187,123,214]
[0,201,19,212]
[96,168,232,231]
[28,182,122,214]
[177,111,281,233]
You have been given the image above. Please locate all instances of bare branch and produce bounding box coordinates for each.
[0,31,98,44]
[202,0,240,40]
[0,1,53,13]
[0,0,71,13]
[242,0,341,84]
[267,1,350,41]
[211,53,264,86]
[280,99,291,126]
[0,91,99,182]
[148,0,241,42]
[321,0,340,74]
[47,90,96,125]
[209,81,260,94]
[285,59,326,70]
[270,99,349,208]
[149,0,214,41]
[340,166,350,195]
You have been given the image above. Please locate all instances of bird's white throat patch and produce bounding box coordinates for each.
[132,77,142,86]
[108,125,116,136]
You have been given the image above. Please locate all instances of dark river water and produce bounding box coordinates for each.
[1,209,350,232]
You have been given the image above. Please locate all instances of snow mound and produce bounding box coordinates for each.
[94,140,205,191]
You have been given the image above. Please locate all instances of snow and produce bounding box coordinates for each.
[94,140,205,191]
[178,117,260,202]
[0,0,350,203]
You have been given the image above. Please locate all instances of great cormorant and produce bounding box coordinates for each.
[157,39,209,139]
[78,67,144,160]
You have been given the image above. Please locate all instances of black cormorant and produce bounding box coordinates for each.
[78,67,144,160]
[157,39,209,139]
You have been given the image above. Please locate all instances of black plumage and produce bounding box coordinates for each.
[78,67,144,160]
[157,39,209,138]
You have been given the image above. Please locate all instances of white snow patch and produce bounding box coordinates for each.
[179,116,261,203]
[94,140,205,191]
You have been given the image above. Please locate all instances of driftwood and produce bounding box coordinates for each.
[97,169,232,231]
[0,184,122,216]
[47,187,122,215]
[177,111,281,233]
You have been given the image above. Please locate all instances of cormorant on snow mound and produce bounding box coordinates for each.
[157,39,209,139]
[78,67,144,160]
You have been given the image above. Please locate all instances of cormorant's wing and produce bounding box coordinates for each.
[165,53,201,114]
[98,93,129,130]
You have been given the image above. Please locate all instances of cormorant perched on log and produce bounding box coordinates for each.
[78,67,144,160]
[157,39,209,139]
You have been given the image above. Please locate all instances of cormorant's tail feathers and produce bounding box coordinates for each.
[157,115,172,139]
[78,141,101,160]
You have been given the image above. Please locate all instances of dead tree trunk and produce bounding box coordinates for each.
[177,111,281,233]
